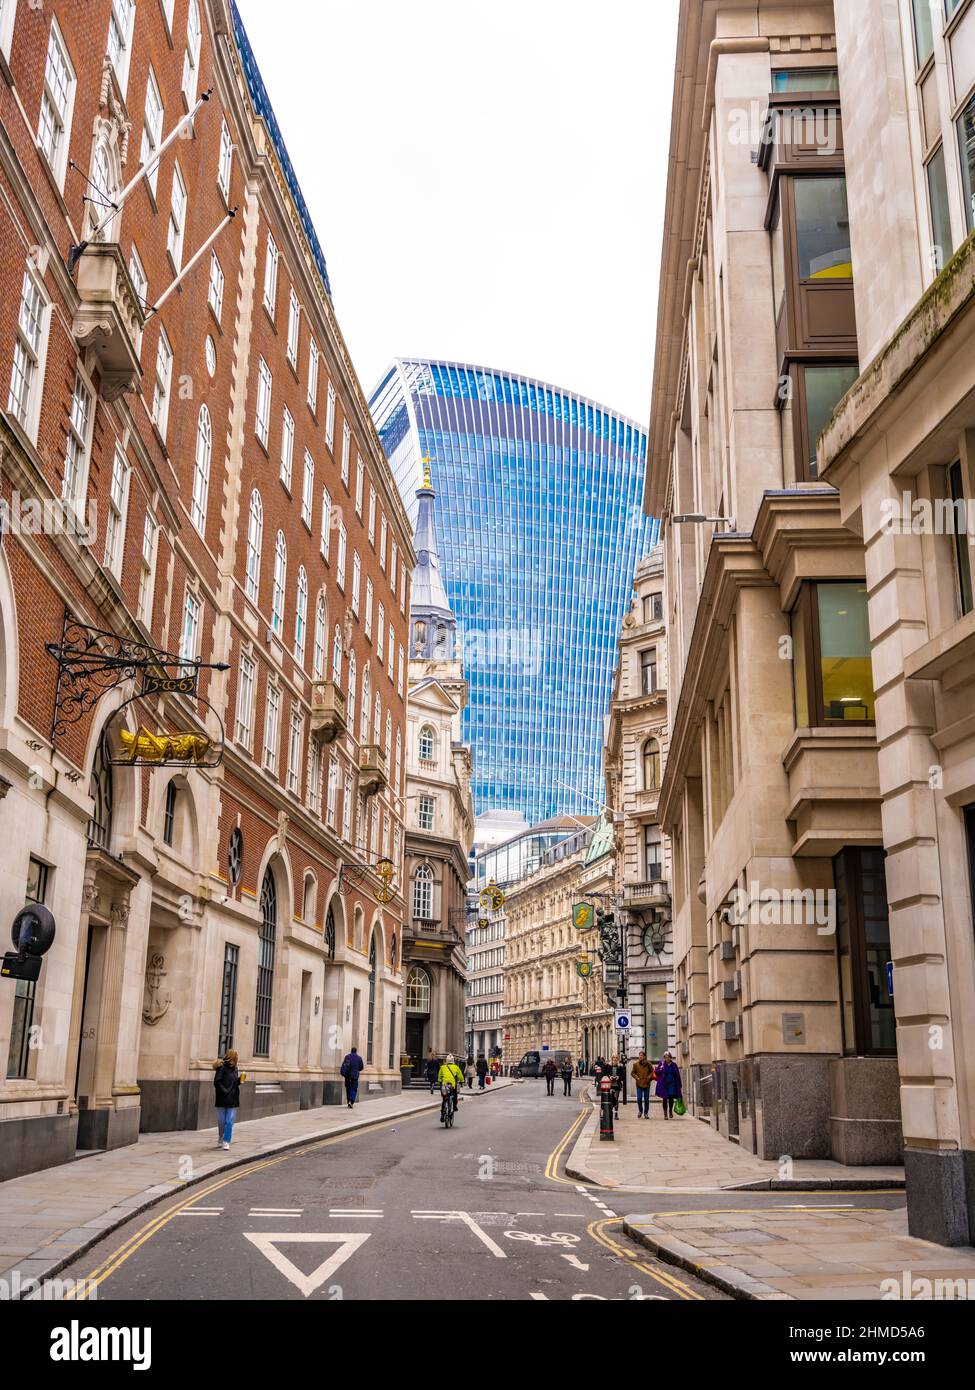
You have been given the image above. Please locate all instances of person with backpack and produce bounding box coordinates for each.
[213,1049,243,1151]
[340,1046,364,1109]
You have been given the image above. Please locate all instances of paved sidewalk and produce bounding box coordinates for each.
[622,1207,975,1301]
[0,1078,512,1293]
[566,1096,904,1192]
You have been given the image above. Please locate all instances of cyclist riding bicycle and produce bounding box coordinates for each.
[437,1053,465,1118]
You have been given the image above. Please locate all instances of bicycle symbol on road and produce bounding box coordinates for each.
[504,1230,582,1248]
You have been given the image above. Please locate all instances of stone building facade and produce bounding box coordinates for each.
[0,0,410,1179]
[604,547,676,1061]
[502,823,613,1066]
[817,0,975,1246]
[402,471,473,1069]
[647,0,903,1195]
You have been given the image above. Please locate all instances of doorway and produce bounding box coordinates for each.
[405,1016,426,1074]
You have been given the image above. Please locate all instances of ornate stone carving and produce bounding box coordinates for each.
[142,953,171,1027]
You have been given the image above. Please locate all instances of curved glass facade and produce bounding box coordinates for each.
[370,359,657,824]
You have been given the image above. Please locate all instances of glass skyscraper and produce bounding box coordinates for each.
[370,359,657,824]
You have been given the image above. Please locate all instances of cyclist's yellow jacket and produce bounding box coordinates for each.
[437,1062,464,1090]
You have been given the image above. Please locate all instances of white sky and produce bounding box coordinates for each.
[235,0,679,427]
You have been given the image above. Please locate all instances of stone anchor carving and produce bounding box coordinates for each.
[142,953,171,1027]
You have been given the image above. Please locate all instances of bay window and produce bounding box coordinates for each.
[792,581,875,727]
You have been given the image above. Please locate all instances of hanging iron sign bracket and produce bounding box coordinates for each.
[45,613,229,742]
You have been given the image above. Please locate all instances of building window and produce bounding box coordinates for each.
[271,530,287,637]
[62,370,93,507]
[38,21,75,188]
[355,455,365,516]
[151,326,173,438]
[792,582,875,727]
[793,175,853,282]
[360,667,371,743]
[342,422,351,486]
[0,0,19,61]
[912,0,935,67]
[287,289,301,368]
[163,780,177,846]
[312,594,328,680]
[256,357,272,448]
[307,338,319,411]
[320,486,332,560]
[771,68,839,92]
[959,90,975,235]
[644,826,663,882]
[179,588,201,669]
[336,522,347,590]
[326,382,336,450]
[388,1003,397,1069]
[191,404,212,533]
[137,513,158,624]
[301,451,314,527]
[796,362,860,479]
[254,869,277,1057]
[183,0,201,104]
[245,490,263,604]
[352,551,361,615]
[217,119,233,201]
[141,67,163,195]
[235,650,256,746]
[418,725,435,762]
[368,486,377,543]
[103,445,129,575]
[377,605,385,660]
[966,804,975,936]
[325,905,336,958]
[9,267,49,438]
[366,938,377,1063]
[380,516,388,569]
[640,647,657,695]
[835,847,894,1056]
[263,233,279,317]
[342,775,353,842]
[948,460,974,615]
[643,737,661,790]
[418,794,435,832]
[406,965,431,1013]
[927,144,954,272]
[218,943,239,1057]
[208,251,225,321]
[167,162,187,269]
[287,707,304,795]
[332,624,343,683]
[364,579,373,639]
[413,864,434,919]
[326,754,338,826]
[280,406,294,489]
[263,682,281,773]
[294,565,308,664]
[107,0,135,94]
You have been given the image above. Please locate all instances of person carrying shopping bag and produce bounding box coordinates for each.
[654,1051,683,1119]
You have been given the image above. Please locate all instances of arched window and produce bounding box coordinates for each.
[162,778,179,847]
[413,863,433,920]
[405,965,431,1013]
[418,724,435,762]
[360,666,371,743]
[89,138,121,241]
[347,650,357,727]
[302,871,316,924]
[324,904,336,959]
[191,404,212,532]
[294,566,308,664]
[366,936,377,1063]
[312,593,327,678]
[255,868,277,1057]
[245,489,263,603]
[87,736,114,850]
[643,737,661,791]
[271,531,287,636]
[331,624,343,683]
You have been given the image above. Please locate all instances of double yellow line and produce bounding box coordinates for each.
[544,1093,591,1185]
[588,1218,704,1300]
[67,1110,427,1300]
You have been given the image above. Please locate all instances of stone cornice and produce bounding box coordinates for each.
[752,488,864,606]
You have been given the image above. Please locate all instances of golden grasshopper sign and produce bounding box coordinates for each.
[572,901,595,931]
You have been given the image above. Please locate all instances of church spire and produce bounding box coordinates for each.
[410,460,456,660]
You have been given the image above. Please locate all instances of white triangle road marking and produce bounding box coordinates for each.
[243,1232,371,1297]
[561,1254,590,1272]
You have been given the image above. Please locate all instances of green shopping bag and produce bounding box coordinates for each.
[674,1098,686,1116]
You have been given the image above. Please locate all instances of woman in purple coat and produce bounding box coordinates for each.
[654,1052,682,1119]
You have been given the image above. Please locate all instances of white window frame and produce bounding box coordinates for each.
[235,648,256,748]
[377,604,385,662]
[166,161,187,269]
[0,0,19,61]
[336,521,347,591]
[151,325,173,439]
[128,243,148,310]
[217,119,233,202]
[137,512,158,626]
[355,454,364,516]
[287,706,304,796]
[190,403,212,533]
[180,587,201,671]
[103,444,130,577]
[62,367,94,508]
[351,551,362,616]
[280,405,294,488]
[256,356,272,448]
[294,566,308,665]
[245,488,263,604]
[38,19,76,190]
[183,0,201,106]
[397,645,405,697]
[263,232,279,318]
[307,738,323,815]
[313,594,327,679]
[8,266,50,443]
[287,289,301,369]
[301,450,314,527]
[208,250,225,321]
[325,381,336,450]
[141,67,163,196]
[320,485,332,560]
[107,0,136,98]
[307,338,319,411]
[364,578,374,640]
[326,754,339,827]
[342,422,351,487]
[379,516,388,570]
[263,681,281,775]
[368,486,376,543]
[271,530,287,638]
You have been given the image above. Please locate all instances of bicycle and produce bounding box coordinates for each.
[440,1082,456,1128]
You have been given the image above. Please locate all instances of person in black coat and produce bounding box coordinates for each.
[560,1058,574,1097]
[425,1051,439,1093]
[341,1046,364,1108]
[214,1049,243,1150]
[475,1053,489,1089]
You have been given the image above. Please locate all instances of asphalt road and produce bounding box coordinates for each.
[58,1085,906,1303]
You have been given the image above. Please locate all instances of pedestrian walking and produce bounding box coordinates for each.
[341,1045,364,1109]
[475,1053,489,1089]
[425,1050,439,1094]
[654,1051,683,1119]
[560,1057,573,1097]
[577,1055,586,1078]
[609,1052,624,1115]
[631,1050,654,1119]
[542,1056,558,1096]
[213,1049,243,1151]
[464,1056,475,1089]
[490,1056,500,1082]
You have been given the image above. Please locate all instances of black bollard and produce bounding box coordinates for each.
[599,1075,615,1141]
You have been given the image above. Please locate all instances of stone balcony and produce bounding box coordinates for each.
[620,878,671,911]
[72,243,145,401]
[310,680,347,745]
[358,744,387,796]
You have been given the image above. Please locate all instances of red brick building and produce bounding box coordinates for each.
[0,0,412,1178]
